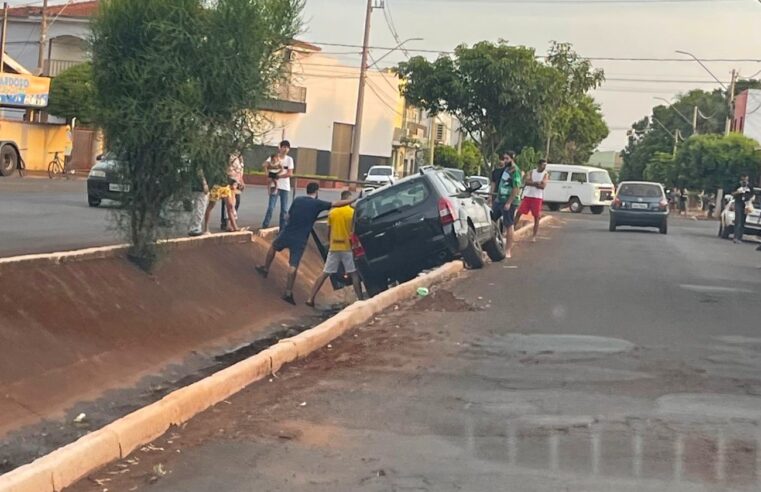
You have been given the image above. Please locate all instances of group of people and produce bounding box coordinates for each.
[188,140,295,237]
[489,151,550,257]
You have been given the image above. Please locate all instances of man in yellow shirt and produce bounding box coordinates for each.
[306,191,364,307]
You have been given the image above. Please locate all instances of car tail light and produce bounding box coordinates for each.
[612,197,622,209]
[438,197,458,225]
[658,198,668,211]
[351,233,365,258]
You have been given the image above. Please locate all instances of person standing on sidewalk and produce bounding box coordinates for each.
[256,183,355,305]
[490,152,514,206]
[733,174,753,244]
[221,152,245,231]
[188,170,209,237]
[493,154,522,258]
[515,158,549,243]
[306,191,364,307]
[262,140,295,229]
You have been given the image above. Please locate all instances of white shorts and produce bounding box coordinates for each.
[324,251,356,274]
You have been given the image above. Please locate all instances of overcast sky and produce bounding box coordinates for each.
[299,0,761,151]
[9,0,761,152]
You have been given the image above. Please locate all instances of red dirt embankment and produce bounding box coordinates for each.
[0,233,334,437]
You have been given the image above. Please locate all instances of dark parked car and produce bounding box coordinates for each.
[86,154,129,207]
[609,181,669,234]
[352,167,505,296]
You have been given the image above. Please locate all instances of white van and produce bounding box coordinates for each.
[542,164,615,214]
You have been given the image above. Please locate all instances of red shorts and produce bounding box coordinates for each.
[517,197,543,218]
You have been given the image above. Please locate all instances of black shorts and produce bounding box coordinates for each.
[268,172,280,180]
[272,234,307,268]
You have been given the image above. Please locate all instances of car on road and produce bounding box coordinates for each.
[86,154,129,207]
[718,189,761,239]
[363,165,397,186]
[543,164,615,214]
[352,167,505,296]
[609,181,669,234]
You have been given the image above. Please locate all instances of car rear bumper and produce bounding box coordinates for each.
[357,229,460,281]
[610,209,668,226]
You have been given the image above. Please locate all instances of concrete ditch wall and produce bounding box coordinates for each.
[0,232,335,437]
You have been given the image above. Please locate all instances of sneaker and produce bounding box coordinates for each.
[282,293,296,305]
[188,229,203,237]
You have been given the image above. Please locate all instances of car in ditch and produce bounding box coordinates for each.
[351,167,505,297]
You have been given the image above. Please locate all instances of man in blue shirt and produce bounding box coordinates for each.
[256,182,355,305]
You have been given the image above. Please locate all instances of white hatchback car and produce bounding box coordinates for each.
[364,165,397,186]
[719,191,761,239]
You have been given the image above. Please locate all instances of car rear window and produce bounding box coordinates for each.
[618,184,663,198]
[356,179,430,221]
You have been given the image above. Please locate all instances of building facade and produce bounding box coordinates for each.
[732,89,761,145]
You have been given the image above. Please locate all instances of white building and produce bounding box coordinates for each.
[252,42,404,180]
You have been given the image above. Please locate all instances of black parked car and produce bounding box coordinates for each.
[351,167,506,296]
[609,181,669,234]
[86,153,129,207]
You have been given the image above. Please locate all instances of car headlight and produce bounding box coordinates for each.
[89,169,106,179]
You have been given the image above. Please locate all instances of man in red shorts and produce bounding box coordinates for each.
[515,159,549,243]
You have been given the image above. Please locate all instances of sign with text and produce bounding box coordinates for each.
[0,73,51,108]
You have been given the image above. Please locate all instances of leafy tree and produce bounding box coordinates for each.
[397,41,561,171]
[515,146,541,172]
[543,42,605,160]
[549,95,608,164]
[675,133,761,192]
[47,62,95,125]
[433,144,462,170]
[643,152,677,186]
[91,0,301,268]
[460,140,482,176]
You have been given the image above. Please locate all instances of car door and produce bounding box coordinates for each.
[438,171,489,237]
[544,170,569,203]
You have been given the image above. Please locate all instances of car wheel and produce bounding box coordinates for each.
[363,275,388,298]
[0,144,19,177]
[461,227,485,269]
[721,222,732,239]
[591,206,605,215]
[660,221,668,235]
[547,203,560,212]
[483,219,507,262]
[609,217,617,232]
[88,195,102,207]
[568,197,583,214]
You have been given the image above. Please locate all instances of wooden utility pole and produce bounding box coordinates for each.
[692,106,699,135]
[0,3,8,73]
[348,0,374,182]
[725,69,737,136]
[37,0,48,75]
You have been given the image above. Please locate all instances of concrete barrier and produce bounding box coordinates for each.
[0,216,553,492]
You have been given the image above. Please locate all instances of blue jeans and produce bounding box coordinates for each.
[262,189,289,228]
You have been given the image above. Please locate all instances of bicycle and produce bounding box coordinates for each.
[47,151,70,179]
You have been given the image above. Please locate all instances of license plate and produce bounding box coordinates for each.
[109,183,130,192]
[631,203,648,209]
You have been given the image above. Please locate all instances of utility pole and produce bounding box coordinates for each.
[692,106,698,135]
[37,0,48,75]
[725,69,737,136]
[348,0,377,182]
[0,3,8,73]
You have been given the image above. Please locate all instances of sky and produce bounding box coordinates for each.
[7,0,761,152]
[297,0,761,152]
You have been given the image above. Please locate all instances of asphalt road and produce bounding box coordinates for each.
[70,214,761,492]
[0,177,341,258]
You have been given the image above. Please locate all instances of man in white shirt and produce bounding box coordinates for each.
[262,140,295,228]
[515,158,549,242]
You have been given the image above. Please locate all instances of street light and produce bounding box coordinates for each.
[675,50,736,135]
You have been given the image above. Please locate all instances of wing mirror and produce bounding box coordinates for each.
[467,179,482,193]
